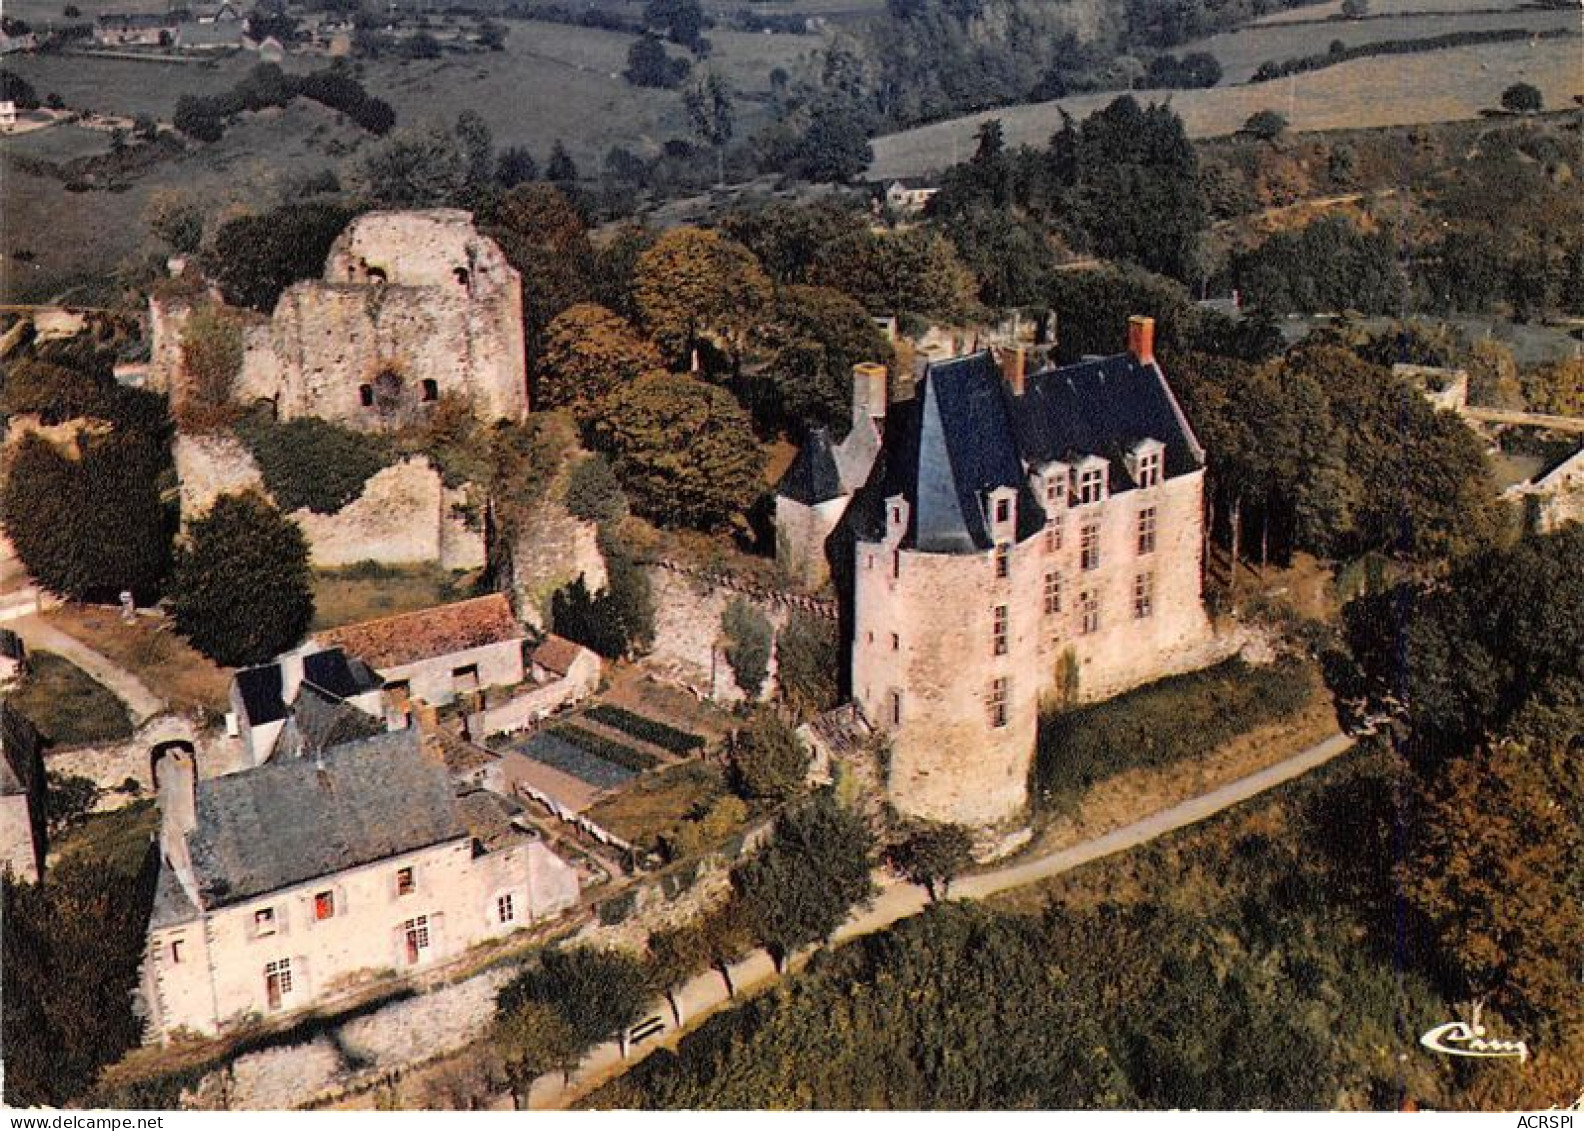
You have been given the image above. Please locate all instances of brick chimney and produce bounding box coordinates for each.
[852,362,888,424]
[1127,315,1156,365]
[999,345,1027,396]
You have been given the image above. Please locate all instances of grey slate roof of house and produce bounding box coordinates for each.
[776,427,846,506]
[848,350,1203,553]
[272,683,386,761]
[183,727,465,911]
[234,648,381,727]
[235,663,286,726]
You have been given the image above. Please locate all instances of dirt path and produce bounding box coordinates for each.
[9,614,166,724]
[527,729,1356,1110]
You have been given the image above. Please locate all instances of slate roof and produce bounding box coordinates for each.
[271,683,386,761]
[234,663,286,726]
[184,727,466,911]
[302,648,381,700]
[848,350,1203,553]
[317,594,522,671]
[776,428,846,506]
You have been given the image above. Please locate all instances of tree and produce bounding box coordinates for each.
[173,94,224,142]
[204,200,354,312]
[698,899,754,996]
[144,190,204,254]
[494,145,538,188]
[726,707,809,802]
[492,1000,580,1102]
[632,227,772,368]
[131,113,157,142]
[733,792,874,967]
[886,822,974,900]
[536,303,664,424]
[720,200,869,286]
[1500,82,1542,114]
[799,101,873,183]
[644,0,705,50]
[0,69,38,110]
[1,429,170,604]
[720,598,773,700]
[454,109,494,189]
[684,71,734,185]
[589,372,764,530]
[0,359,107,423]
[563,452,627,524]
[625,32,689,89]
[169,492,313,667]
[497,946,652,1057]
[810,227,979,324]
[1520,357,1584,418]
[545,139,579,186]
[175,303,244,432]
[1242,109,1288,141]
[646,923,712,1025]
[483,182,594,361]
[757,285,892,434]
[1340,0,1368,16]
[352,124,467,208]
[43,772,102,837]
[774,610,840,719]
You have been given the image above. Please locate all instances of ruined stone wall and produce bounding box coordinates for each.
[172,433,265,521]
[49,715,250,807]
[506,501,606,628]
[852,469,1217,826]
[643,567,795,704]
[774,495,847,592]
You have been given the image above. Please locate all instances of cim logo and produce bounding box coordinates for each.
[1419,1018,1529,1062]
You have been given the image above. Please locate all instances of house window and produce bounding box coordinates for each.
[395,867,415,897]
[891,550,900,578]
[992,605,1008,656]
[1138,507,1158,555]
[890,632,900,652]
[995,498,1010,523]
[403,916,431,965]
[889,690,903,726]
[254,907,276,938]
[867,554,875,570]
[1137,450,1163,488]
[1045,517,1063,553]
[1080,522,1101,571]
[1044,571,1062,616]
[358,384,374,408]
[1079,591,1100,636]
[497,894,515,924]
[1078,465,1106,505]
[170,940,184,964]
[421,378,439,402]
[314,891,335,921]
[264,958,292,1010]
[994,544,1010,579]
[452,664,480,694]
[987,678,1009,729]
[1134,572,1155,619]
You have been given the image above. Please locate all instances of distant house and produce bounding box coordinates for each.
[178,15,244,49]
[253,33,285,61]
[141,729,581,1040]
[316,594,527,712]
[0,702,47,883]
[191,1,241,23]
[0,101,17,132]
[95,12,178,46]
[229,646,385,767]
[882,179,938,217]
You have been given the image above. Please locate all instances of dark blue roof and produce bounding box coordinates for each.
[777,427,846,506]
[235,663,286,726]
[303,647,382,700]
[849,350,1203,553]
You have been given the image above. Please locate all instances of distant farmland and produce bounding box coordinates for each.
[868,35,1582,181]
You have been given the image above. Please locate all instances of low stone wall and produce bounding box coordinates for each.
[48,714,248,807]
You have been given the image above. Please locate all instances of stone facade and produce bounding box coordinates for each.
[151,210,527,433]
[1505,442,1584,533]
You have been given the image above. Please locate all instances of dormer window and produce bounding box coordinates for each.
[1129,440,1165,489]
[885,495,909,542]
[986,486,1016,537]
[1074,460,1108,506]
[995,498,1010,523]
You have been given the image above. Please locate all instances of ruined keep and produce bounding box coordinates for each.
[151,210,528,430]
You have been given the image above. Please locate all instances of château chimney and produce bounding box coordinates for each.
[999,345,1027,396]
[153,740,200,901]
[1127,315,1156,365]
[852,362,888,424]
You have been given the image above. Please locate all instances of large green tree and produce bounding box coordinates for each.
[169,492,313,666]
[755,285,892,436]
[726,708,809,802]
[536,303,664,424]
[632,227,772,369]
[483,183,595,363]
[496,946,652,1057]
[204,200,355,312]
[589,372,764,530]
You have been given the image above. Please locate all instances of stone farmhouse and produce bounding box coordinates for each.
[141,731,580,1040]
[150,210,528,432]
[778,317,1217,826]
[315,594,526,713]
[230,646,386,767]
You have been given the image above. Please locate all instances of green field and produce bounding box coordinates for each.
[1252,0,1539,25]
[868,34,1582,180]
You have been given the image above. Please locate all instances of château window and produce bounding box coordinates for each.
[892,550,901,578]
[1044,571,1062,616]
[264,958,293,1010]
[890,632,900,652]
[1045,517,1063,553]
[254,907,276,938]
[314,891,335,921]
[170,940,184,964]
[994,544,1010,579]
[421,378,439,402]
[995,498,1010,523]
[1079,591,1100,636]
[1080,522,1101,571]
[497,894,515,924]
[358,384,374,408]
[1134,572,1155,620]
[992,605,1008,656]
[1138,507,1157,555]
[395,867,415,897]
[1137,450,1163,489]
[1078,465,1106,505]
[987,678,1008,728]
[889,690,903,726]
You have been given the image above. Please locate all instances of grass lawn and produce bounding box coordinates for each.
[584,759,728,847]
[44,605,231,716]
[8,650,134,749]
[49,798,158,879]
[310,562,477,630]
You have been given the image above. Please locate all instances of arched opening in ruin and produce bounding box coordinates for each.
[372,368,404,411]
[366,265,388,285]
[252,396,279,420]
[421,378,439,403]
[453,267,470,289]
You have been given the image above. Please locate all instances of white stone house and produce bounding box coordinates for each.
[140,730,580,1041]
[315,594,527,711]
[229,647,385,767]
